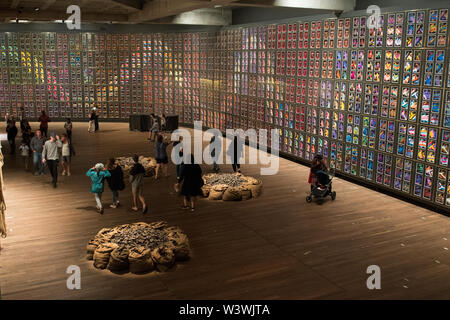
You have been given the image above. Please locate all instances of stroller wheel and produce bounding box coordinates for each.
[331,191,336,200]
[306,196,312,203]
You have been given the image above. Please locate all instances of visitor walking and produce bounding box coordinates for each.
[64,118,73,142]
[155,134,171,179]
[30,130,45,175]
[42,132,62,188]
[148,113,159,141]
[210,134,221,173]
[19,108,26,132]
[38,110,50,138]
[105,158,125,208]
[88,110,95,133]
[228,135,243,173]
[6,120,18,155]
[86,163,111,214]
[21,119,32,148]
[4,113,10,126]
[94,109,99,132]
[160,113,166,132]
[129,154,147,213]
[175,154,204,212]
[173,135,184,179]
[61,133,75,176]
[19,141,30,171]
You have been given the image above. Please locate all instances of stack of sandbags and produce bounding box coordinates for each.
[151,246,175,272]
[93,242,119,269]
[165,226,191,261]
[222,187,243,201]
[128,247,154,274]
[202,173,263,201]
[246,178,263,198]
[87,221,191,275]
[208,184,228,200]
[201,185,211,197]
[108,246,129,272]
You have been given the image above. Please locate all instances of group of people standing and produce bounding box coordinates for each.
[5,110,75,188]
[4,109,245,215]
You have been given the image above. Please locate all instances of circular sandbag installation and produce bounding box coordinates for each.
[201,173,263,201]
[87,221,190,274]
[116,156,157,177]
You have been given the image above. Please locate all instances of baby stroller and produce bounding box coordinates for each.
[306,169,336,203]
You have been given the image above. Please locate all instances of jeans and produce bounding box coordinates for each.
[176,164,182,179]
[94,193,102,208]
[46,159,58,186]
[111,190,119,204]
[33,152,43,174]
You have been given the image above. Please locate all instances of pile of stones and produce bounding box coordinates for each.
[201,173,263,201]
[116,156,157,177]
[205,173,246,187]
[86,221,190,274]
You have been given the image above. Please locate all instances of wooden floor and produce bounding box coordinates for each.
[0,122,449,300]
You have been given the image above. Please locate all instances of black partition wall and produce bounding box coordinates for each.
[1,6,450,212]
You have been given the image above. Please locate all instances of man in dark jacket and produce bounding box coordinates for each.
[6,120,18,155]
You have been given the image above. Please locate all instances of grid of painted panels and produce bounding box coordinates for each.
[1,8,450,210]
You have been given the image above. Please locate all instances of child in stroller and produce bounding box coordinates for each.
[306,155,336,203]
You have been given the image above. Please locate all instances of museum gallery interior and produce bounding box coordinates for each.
[0,0,449,300]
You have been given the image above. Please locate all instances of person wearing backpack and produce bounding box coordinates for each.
[105,158,125,209]
[86,163,111,214]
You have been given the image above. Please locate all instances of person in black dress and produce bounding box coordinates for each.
[105,158,125,208]
[176,154,204,212]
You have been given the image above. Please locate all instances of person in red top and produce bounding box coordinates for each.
[38,110,50,138]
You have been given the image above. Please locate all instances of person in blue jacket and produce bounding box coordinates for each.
[86,163,111,214]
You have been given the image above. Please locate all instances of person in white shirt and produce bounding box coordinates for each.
[42,132,62,188]
[19,141,30,171]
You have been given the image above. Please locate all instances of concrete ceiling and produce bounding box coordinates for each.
[0,0,356,25]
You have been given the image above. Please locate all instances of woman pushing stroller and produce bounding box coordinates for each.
[306,154,336,203]
[308,155,328,190]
